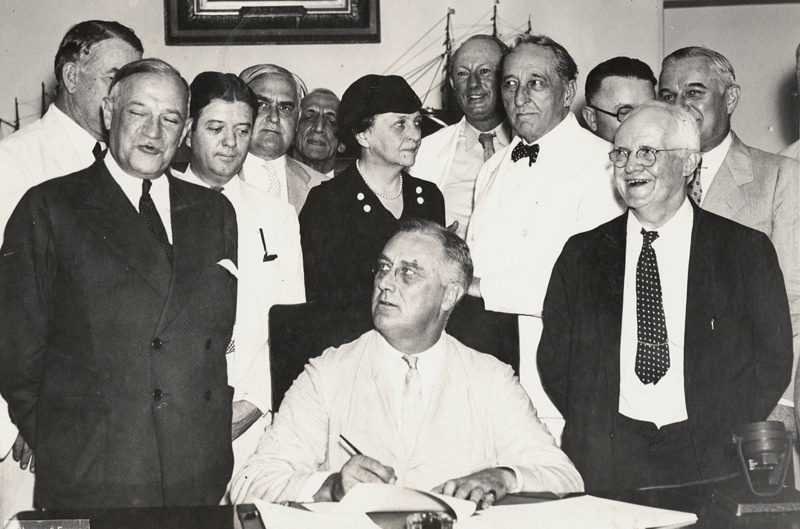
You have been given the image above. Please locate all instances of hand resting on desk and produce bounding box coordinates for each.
[433,467,516,510]
[313,454,397,502]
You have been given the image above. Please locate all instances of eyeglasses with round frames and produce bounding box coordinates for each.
[608,147,689,168]
[372,261,423,285]
[588,105,635,123]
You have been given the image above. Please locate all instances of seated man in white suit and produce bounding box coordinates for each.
[410,35,511,238]
[466,35,625,441]
[231,219,583,507]
[176,72,305,496]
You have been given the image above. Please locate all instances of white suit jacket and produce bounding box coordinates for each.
[0,104,97,458]
[177,168,305,416]
[230,330,583,503]
[410,118,465,188]
[466,113,625,421]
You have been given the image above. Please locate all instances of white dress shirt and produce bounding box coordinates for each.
[240,152,289,202]
[105,154,173,243]
[619,199,693,427]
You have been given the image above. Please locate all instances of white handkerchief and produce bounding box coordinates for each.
[217,258,238,278]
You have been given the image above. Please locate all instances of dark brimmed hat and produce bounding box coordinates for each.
[338,74,422,140]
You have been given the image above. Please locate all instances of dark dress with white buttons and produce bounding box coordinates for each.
[299,162,445,303]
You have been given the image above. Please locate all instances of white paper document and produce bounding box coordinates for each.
[253,499,380,529]
[457,495,697,529]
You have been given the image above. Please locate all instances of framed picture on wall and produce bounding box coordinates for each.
[164,0,380,45]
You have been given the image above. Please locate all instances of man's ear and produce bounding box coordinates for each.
[61,62,79,94]
[724,84,740,116]
[564,79,577,107]
[184,118,194,148]
[441,283,465,313]
[582,106,597,132]
[102,96,114,131]
[683,150,702,178]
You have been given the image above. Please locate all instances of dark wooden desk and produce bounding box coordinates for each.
[14,489,800,529]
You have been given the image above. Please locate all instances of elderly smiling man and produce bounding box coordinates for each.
[538,102,792,491]
[232,219,582,508]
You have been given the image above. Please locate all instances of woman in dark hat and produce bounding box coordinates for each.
[299,74,445,303]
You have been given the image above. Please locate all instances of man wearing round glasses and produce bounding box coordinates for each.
[539,101,792,491]
[582,56,656,143]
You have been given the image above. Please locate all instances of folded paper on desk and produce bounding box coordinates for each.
[304,483,477,520]
[253,499,380,529]
[458,495,697,529]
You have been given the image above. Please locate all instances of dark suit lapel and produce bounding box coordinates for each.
[155,174,211,334]
[590,213,627,406]
[684,205,719,397]
[78,160,172,296]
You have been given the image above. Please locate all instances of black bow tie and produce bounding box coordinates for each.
[511,142,540,166]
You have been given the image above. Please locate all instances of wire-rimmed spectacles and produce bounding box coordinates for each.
[608,147,689,168]
[588,105,635,123]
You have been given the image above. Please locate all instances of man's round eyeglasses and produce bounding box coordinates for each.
[608,147,689,168]
[588,105,634,123]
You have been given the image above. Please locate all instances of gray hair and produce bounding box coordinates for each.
[109,58,189,114]
[239,64,308,104]
[662,46,736,88]
[394,219,473,292]
[503,34,578,84]
[625,100,700,151]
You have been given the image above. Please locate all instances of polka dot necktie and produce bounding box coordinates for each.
[635,229,669,384]
[510,142,540,166]
[478,132,496,162]
[401,354,423,453]
[687,158,702,206]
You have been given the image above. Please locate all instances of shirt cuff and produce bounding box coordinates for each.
[498,465,523,494]
[779,398,794,408]
[297,471,335,502]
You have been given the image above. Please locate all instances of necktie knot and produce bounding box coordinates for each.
[478,132,497,162]
[687,157,703,206]
[640,228,659,247]
[511,142,540,166]
[210,186,225,193]
[142,178,153,195]
[402,354,418,370]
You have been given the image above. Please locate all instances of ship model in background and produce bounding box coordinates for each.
[389,2,532,139]
[0,83,48,138]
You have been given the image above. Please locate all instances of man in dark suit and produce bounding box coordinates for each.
[538,101,792,491]
[0,58,238,508]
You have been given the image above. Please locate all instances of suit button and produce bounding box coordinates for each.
[205,339,212,350]
[153,389,163,400]
[205,390,212,401]
[152,338,162,350]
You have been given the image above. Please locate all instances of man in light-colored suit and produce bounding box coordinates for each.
[0,20,141,523]
[231,219,582,507]
[779,42,800,161]
[659,46,800,431]
[176,72,305,497]
[466,35,625,441]
[410,35,511,238]
[239,64,328,214]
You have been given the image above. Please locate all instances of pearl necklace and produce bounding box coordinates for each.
[356,160,403,200]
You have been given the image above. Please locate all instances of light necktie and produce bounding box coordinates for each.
[264,161,282,199]
[635,229,669,384]
[478,132,496,162]
[511,142,540,166]
[139,179,173,262]
[687,158,702,206]
[401,354,423,453]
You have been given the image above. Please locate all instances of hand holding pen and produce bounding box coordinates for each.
[313,435,397,501]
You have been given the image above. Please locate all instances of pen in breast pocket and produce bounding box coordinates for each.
[259,228,278,262]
